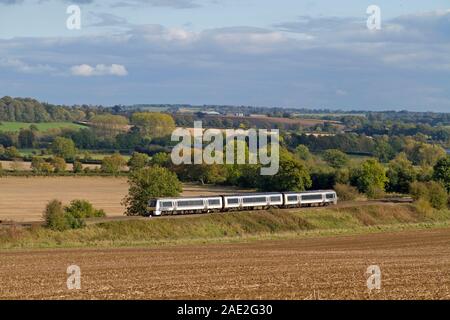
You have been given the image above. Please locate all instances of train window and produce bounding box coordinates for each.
[227,198,239,204]
[177,200,204,207]
[287,195,298,202]
[208,199,221,206]
[270,196,281,202]
[326,193,335,199]
[161,201,173,208]
[242,197,266,204]
[301,194,323,201]
[148,200,156,207]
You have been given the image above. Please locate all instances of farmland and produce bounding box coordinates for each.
[0,121,86,132]
[0,177,251,222]
[1,227,449,299]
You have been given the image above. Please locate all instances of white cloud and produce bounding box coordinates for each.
[0,57,55,74]
[70,64,128,76]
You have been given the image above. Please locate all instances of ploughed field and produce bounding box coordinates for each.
[0,177,251,222]
[1,227,449,299]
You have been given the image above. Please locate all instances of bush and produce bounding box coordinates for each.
[73,160,83,173]
[43,199,106,231]
[334,183,359,201]
[43,200,68,231]
[410,181,448,210]
[65,199,106,219]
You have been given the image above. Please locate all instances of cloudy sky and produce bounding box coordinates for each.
[0,0,449,111]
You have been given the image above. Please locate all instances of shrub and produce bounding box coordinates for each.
[51,156,66,173]
[101,153,126,174]
[73,160,83,173]
[43,200,69,231]
[43,199,106,231]
[410,181,448,210]
[65,199,106,219]
[334,183,359,201]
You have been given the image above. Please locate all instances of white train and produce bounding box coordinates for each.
[148,190,337,216]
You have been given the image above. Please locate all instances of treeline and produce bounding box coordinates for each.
[285,133,448,164]
[0,96,108,122]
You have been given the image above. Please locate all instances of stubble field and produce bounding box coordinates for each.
[1,227,449,299]
[0,176,251,222]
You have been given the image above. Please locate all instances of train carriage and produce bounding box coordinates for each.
[148,190,337,216]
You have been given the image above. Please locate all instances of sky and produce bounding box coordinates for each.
[0,0,449,111]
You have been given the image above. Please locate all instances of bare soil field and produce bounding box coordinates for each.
[1,227,449,299]
[0,177,251,222]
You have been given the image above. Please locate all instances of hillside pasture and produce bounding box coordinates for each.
[0,121,86,132]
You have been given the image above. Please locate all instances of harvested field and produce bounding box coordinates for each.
[1,227,449,299]
[0,176,251,222]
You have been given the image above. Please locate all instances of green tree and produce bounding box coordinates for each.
[294,144,311,161]
[73,160,83,173]
[5,146,21,159]
[123,166,182,216]
[259,149,312,192]
[322,149,349,169]
[65,199,106,219]
[51,156,66,173]
[43,200,68,231]
[131,112,176,138]
[91,114,129,140]
[50,137,77,159]
[18,128,35,148]
[128,152,149,171]
[101,153,127,174]
[351,159,388,195]
[410,181,448,210]
[150,152,171,167]
[433,156,450,192]
[386,152,416,193]
[31,156,46,173]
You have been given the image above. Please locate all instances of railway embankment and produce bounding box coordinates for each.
[1,203,450,249]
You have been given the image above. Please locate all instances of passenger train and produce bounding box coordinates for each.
[148,190,337,216]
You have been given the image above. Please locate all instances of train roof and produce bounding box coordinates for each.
[150,190,336,201]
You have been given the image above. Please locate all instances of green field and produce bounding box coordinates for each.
[0,121,86,132]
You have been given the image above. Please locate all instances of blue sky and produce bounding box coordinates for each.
[0,0,449,111]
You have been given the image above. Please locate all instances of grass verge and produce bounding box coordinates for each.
[1,204,450,250]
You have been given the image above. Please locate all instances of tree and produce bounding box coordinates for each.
[322,149,349,169]
[43,200,68,231]
[351,159,388,195]
[294,144,311,161]
[128,152,149,171]
[91,114,129,140]
[73,160,83,173]
[410,181,448,210]
[5,146,21,159]
[31,156,46,173]
[258,149,312,192]
[131,112,176,138]
[18,129,35,148]
[51,156,66,173]
[123,166,182,216]
[150,152,171,167]
[433,156,450,192]
[386,153,416,193]
[50,137,77,159]
[101,153,127,174]
[64,199,106,219]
